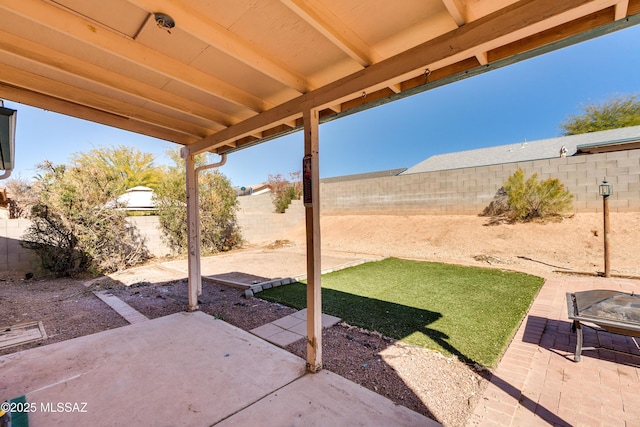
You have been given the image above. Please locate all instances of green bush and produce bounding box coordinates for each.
[502,169,573,221]
[267,172,301,213]
[153,151,242,255]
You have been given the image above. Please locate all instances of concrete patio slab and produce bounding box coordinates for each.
[217,369,440,427]
[251,309,342,347]
[0,311,435,426]
[0,312,304,426]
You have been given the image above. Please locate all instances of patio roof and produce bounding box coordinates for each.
[0,1,638,156]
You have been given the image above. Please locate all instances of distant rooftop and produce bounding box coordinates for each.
[116,186,156,211]
[402,126,640,175]
[321,168,407,183]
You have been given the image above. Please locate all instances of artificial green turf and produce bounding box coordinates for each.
[259,257,543,367]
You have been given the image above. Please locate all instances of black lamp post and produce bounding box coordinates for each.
[598,178,612,277]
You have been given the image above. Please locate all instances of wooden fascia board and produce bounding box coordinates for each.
[0,0,270,112]
[129,0,307,94]
[0,83,194,144]
[0,29,235,129]
[187,0,620,156]
[488,7,615,63]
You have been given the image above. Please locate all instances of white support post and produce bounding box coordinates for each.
[303,106,322,373]
[183,148,201,311]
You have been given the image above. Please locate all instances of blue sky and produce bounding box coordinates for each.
[4,23,640,187]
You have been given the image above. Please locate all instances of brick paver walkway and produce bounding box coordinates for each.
[468,275,640,426]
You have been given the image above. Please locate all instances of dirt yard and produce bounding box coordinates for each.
[283,212,640,278]
[1,212,639,426]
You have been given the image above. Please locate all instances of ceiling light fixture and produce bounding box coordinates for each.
[154,13,175,33]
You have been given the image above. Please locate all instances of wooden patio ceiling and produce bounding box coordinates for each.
[0,0,639,157]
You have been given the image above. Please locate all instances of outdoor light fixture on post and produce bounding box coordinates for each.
[599,178,612,277]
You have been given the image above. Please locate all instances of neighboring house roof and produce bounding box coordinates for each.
[402,126,640,174]
[576,133,640,154]
[237,183,270,196]
[116,186,156,210]
[321,168,407,183]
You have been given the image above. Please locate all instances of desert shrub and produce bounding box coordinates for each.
[21,204,87,274]
[21,160,149,276]
[267,171,302,213]
[480,187,509,218]
[4,176,38,219]
[500,169,573,221]
[154,151,242,255]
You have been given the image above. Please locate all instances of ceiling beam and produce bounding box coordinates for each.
[128,0,308,94]
[280,0,382,67]
[475,51,489,65]
[615,0,630,19]
[0,83,194,144]
[0,0,270,113]
[280,1,402,98]
[0,62,210,138]
[186,0,623,156]
[442,0,467,26]
[442,1,488,65]
[0,29,235,129]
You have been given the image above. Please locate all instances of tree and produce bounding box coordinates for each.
[560,94,640,135]
[154,150,242,255]
[4,176,38,218]
[21,159,149,275]
[267,171,302,213]
[71,145,163,191]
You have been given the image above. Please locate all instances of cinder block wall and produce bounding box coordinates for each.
[0,195,306,271]
[3,149,637,271]
[0,217,174,272]
[126,216,172,257]
[236,193,305,244]
[0,219,32,271]
[321,150,640,214]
